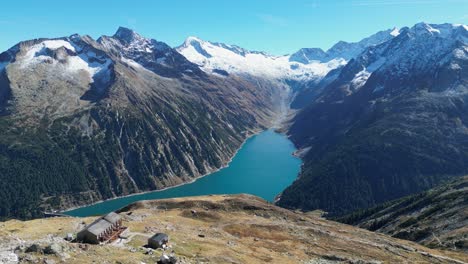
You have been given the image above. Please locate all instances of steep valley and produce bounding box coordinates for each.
[0,24,408,220]
[0,21,467,264]
[0,28,287,219]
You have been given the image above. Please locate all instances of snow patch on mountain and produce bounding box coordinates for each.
[22,40,75,63]
[73,52,112,83]
[390,28,400,37]
[18,39,112,83]
[351,69,371,90]
[454,46,468,60]
[120,57,155,74]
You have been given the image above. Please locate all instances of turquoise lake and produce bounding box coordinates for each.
[65,130,301,217]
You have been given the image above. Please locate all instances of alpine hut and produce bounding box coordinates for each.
[148,233,169,249]
[77,212,123,244]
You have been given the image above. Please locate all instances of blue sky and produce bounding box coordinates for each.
[1,0,467,55]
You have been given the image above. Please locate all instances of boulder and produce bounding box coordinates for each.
[64,233,74,241]
[158,254,177,264]
[25,244,42,253]
[44,243,63,255]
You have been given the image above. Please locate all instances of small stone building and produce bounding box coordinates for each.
[148,233,169,249]
[77,212,123,244]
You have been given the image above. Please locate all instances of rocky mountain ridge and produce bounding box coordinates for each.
[289,27,400,64]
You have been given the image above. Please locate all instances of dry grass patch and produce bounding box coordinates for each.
[179,209,222,222]
[223,224,290,242]
[126,234,149,248]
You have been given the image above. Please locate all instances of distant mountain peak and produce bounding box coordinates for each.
[184,36,204,44]
[180,36,212,59]
[290,27,399,65]
[289,48,327,64]
[411,22,441,35]
[406,22,468,39]
[113,26,144,44]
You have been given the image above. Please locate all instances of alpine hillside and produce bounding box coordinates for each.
[1,195,467,263]
[337,176,468,253]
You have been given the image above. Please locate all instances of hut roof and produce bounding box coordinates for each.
[81,212,122,236]
[86,219,112,236]
[103,212,121,224]
[149,233,169,241]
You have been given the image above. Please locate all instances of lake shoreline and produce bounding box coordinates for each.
[62,128,265,215]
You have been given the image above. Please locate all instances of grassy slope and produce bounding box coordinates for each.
[0,195,467,263]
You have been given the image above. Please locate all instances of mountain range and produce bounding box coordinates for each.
[0,22,467,224]
[277,22,468,216]
[0,27,283,219]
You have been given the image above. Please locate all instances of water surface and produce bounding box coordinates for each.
[65,130,301,216]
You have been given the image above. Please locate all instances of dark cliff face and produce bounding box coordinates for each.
[278,23,468,216]
[0,29,282,220]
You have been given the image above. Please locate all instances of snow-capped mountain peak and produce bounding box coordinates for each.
[289,27,400,65]
[289,48,327,64]
[404,22,468,42]
[177,36,345,81]
[328,22,468,98]
[183,36,204,46]
[179,36,213,59]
